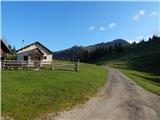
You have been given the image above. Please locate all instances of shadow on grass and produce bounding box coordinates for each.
[113,53,160,76]
[129,72,160,85]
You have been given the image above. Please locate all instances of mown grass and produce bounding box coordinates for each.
[105,53,160,95]
[2,63,107,120]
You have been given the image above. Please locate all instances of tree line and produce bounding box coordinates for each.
[78,42,123,62]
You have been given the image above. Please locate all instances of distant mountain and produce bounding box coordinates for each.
[54,45,84,60]
[54,39,130,60]
[86,39,130,51]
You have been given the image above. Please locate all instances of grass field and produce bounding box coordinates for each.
[2,63,107,120]
[105,53,160,95]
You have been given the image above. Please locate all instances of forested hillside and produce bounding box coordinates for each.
[54,39,130,61]
[91,35,160,64]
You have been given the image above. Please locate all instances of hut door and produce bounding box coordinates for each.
[34,57,41,68]
[34,57,41,61]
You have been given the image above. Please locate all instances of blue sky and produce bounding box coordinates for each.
[1,1,160,51]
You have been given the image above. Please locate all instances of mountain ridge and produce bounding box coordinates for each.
[54,39,130,60]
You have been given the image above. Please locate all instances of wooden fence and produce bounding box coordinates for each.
[1,60,80,71]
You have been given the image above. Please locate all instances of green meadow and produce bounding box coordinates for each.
[2,63,107,120]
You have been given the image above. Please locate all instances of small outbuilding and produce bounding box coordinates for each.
[16,42,53,62]
[0,39,12,60]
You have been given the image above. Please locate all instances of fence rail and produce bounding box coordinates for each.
[1,60,80,71]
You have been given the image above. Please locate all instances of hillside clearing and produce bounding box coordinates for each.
[2,63,107,120]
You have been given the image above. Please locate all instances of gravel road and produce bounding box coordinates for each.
[43,68,160,120]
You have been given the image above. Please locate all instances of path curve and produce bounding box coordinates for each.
[43,68,160,120]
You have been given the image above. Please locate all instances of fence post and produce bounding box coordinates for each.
[76,59,80,71]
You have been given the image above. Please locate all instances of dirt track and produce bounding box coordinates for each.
[44,68,160,120]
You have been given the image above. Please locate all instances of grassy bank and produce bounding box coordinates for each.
[105,53,160,95]
[120,69,160,95]
[2,63,107,120]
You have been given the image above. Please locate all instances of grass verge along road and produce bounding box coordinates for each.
[106,53,160,95]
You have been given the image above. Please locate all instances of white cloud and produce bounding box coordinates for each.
[136,35,143,40]
[139,10,145,16]
[99,26,106,31]
[108,22,117,29]
[127,39,137,44]
[146,35,152,40]
[131,35,143,43]
[132,10,145,21]
[150,11,158,16]
[125,38,140,44]
[89,26,95,31]
[133,14,139,21]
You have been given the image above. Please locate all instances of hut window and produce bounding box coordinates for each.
[43,56,47,60]
[24,56,28,61]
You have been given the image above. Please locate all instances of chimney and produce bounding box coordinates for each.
[22,40,24,47]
